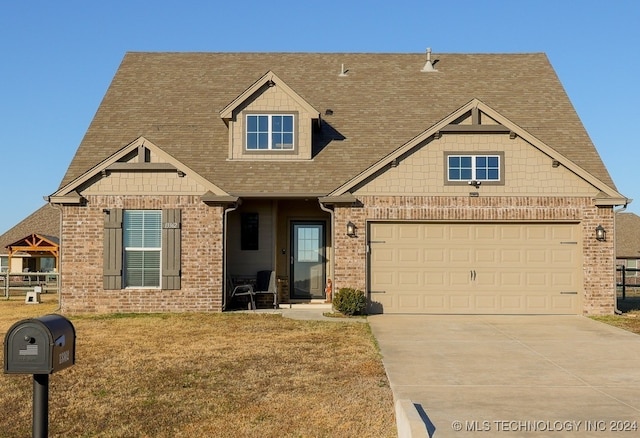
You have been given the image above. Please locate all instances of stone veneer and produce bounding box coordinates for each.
[60,195,224,313]
[333,195,616,315]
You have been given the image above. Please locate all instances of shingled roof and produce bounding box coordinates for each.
[0,204,60,255]
[616,212,640,259]
[58,52,616,195]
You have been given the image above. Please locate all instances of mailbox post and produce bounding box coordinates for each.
[4,314,76,438]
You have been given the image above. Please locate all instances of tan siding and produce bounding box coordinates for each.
[83,171,206,195]
[227,201,276,277]
[230,85,313,160]
[355,134,599,196]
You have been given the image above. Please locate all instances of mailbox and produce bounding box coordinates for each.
[4,314,75,374]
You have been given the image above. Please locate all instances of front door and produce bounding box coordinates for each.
[291,221,325,299]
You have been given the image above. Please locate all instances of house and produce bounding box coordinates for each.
[616,212,640,286]
[46,51,628,315]
[0,204,60,273]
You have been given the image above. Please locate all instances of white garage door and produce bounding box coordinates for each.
[369,222,582,314]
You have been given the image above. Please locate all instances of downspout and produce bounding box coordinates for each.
[318,200,335,306]
[44,197,63,312]
[613,199,630,315]
[222,202,239,311]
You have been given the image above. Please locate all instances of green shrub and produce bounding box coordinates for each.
[333,287,367,316]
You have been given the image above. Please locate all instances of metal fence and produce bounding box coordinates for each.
[617,266,640,300]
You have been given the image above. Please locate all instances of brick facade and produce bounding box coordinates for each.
[333,195,616,315]
[60,195,224,313]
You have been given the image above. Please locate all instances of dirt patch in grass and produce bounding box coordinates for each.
[0,295,396,437]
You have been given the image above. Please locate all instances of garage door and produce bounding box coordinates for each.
[369,222,582,314]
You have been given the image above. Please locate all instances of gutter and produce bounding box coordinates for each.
[613,199,630,315]
[44,196,63,312]
[318,199,335,305]
[222,202,240,311]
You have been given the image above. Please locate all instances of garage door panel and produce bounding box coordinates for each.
[552,295,577,309]
[372,248,395,263]
[369,222,583,314]
[525,295,548,310]
[552,272,575,287]
[398,294,421,309]
[425,295,446,309]
[398,225,420,240]
[450,248,472,263]
[450,295,472,310]
[424,271,446,286]
[399,248,421,262]
[501,295,524,310]
[475,295,497,310]
[526,249,548,263]
[425,248,445,262]
[398,271,420,286]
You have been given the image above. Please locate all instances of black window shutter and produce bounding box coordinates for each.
[103,208,123,289]
[162,209,181,290]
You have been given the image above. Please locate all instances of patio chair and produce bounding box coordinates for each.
[228,274,255,310]
[254,270,277,309]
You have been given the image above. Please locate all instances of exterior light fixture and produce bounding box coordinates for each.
[346,221,357,237]
[595,224,606,242]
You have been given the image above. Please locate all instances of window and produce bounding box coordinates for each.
[447,154,501,182]
[103,209,181,290]
[0,256,7,272]
[123,210,161,287]
[241,213,259,250]
[246,114,294,150]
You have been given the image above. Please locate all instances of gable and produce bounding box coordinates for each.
[354,132,598,196]
[220,71,319,161]
[336,100,626,204]
[49,137,229,202]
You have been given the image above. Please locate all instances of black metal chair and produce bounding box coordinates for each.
[228,274,255,310]
[254,270,277,309]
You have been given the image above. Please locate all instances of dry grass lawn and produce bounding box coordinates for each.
[0,294,396,437]
[591,295,640,335]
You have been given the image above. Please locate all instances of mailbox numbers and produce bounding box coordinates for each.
[59,350,70,365]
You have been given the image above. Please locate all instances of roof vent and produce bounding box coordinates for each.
[421,48,438,72]
[339,63,348,77]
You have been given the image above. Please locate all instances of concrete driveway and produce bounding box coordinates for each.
[368,315,640,437]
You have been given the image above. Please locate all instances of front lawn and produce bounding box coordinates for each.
[0,295,396,437]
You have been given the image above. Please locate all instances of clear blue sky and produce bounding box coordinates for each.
[1,0,638,234]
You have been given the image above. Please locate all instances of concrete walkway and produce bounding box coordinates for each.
[238,303,366,323]
[368,315,640,437]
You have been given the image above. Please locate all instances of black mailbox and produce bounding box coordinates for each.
[4,314,75,374]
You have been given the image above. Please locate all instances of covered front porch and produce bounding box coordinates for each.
[224,198,332,309]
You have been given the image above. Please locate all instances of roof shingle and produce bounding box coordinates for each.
[58,52,616,195]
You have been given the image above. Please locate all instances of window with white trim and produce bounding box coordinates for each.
[447,154,501,182]
[246,114,294,150]
[123,210,161,287]
[0,256,7,272]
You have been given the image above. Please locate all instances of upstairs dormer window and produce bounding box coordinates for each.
[246,114,295,151]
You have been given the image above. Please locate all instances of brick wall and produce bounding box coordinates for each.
[60,195,224,313]
[333,195,616,315]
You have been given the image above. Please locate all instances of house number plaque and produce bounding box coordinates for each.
[163,222,180,229]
